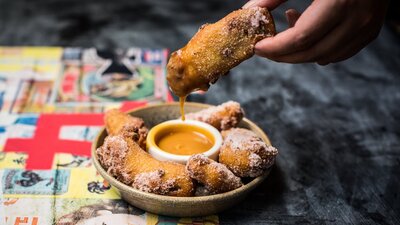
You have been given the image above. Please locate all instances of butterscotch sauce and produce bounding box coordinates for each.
[179,96,186,121]
[157,130,213,155]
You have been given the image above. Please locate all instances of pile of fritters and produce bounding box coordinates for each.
[96,101,278,197]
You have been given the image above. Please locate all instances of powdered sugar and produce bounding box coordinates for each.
[132,169,178,195]
[250,7,268,28]
[222,48,233,57]
[104,109,148,149]
[209,160,242,189]
[247,153,264,177]
[186,154,242,194]
[222,128,264,151]
[185,101,244,130]
[96,135,127,168]
[220,128,279,177]
[96,135,133,184]
[190,154,209,166]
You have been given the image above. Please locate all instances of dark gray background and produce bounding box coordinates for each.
[1,0,399,224]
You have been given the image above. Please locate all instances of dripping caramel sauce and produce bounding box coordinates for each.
[155,95,215,155]
[179,96,186,121]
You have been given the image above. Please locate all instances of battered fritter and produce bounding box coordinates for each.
[96,135,195,197]
[186,154,242,194]
[167,7,275,97]
[104,109,148,150]
[219,128,278,177]
[185,101,244,131]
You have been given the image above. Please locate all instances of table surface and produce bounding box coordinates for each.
[1,0,399,224]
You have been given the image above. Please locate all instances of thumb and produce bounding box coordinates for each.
[243,0,287,10]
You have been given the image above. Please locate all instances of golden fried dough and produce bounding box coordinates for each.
[219,128,278,177]
[185,101,244,131]
[104,109,148,149]
[186,154,242,195]
[96,135,194,197]
[167,7,275,97]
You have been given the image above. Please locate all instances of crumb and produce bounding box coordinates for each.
[222,48,233,57]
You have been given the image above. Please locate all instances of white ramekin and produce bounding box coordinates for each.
[146,119,222,164]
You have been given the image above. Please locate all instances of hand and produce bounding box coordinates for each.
[243,0,389,65]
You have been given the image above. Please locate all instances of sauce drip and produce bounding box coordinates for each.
[179,96,186,121]
[157,130,213,155]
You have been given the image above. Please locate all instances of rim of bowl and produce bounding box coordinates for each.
[146,119,223,162]
[91,102,273,202]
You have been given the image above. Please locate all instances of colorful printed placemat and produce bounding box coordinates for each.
[0,47,218,225]
[0,47,172,113]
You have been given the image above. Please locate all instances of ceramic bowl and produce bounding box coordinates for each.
[92,102,273,217]
[146,119,223,164]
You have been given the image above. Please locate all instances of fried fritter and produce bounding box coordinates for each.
[186,154,242,195]
[167,7,275,97]
[185,101,244,131]
[104,109,148,149]
[219,128,278,177]
[96,135,194,197]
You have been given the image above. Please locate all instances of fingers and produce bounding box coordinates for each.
[252,0,388,64]
[243,0,287,10]
[285,9,301,27]
[316,4,386,65]
[266,16,363,63]
[255,0,343,58]
[264,0,384,64]
[316,28,379,65]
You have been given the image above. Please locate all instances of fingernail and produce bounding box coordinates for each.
[242,0,260,9]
